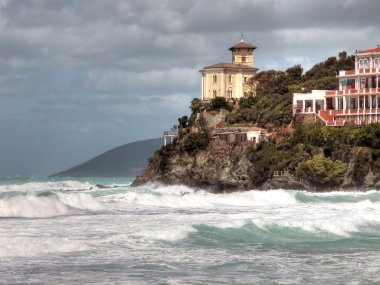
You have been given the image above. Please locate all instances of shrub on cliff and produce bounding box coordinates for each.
[181,133,210,154]
[249,142,278,185]
[296,157,347,187]
[352,147,372,185]
[190,98,207,114]
[210,97,232,112]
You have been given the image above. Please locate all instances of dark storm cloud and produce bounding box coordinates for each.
[0,0,379,176]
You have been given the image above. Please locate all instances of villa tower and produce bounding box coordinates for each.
[200,36,258,101]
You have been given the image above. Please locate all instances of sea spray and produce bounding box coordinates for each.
[3,178,380,284]
[0,191,104,217]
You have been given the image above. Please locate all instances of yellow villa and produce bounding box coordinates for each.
[199,36,258,101]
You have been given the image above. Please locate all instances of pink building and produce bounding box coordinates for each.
[293,46,380,126]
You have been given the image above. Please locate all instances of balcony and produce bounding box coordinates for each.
[338,68,380,76]
[339,70,356,76]
[318,109,380,126]
[325,88,380,96]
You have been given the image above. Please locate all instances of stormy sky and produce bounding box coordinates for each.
[0,0,379,176]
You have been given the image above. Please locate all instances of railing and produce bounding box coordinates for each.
[339,68,380,76]
[272,171,316,190]
[359,68,379,74]
[163,131,177,136]
[295,107,317,114]
[273,171,285,177]
[325,88,380,96]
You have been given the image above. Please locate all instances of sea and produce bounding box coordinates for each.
[1,177,380,284]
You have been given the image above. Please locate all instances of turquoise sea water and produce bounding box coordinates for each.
[1,177,380,284]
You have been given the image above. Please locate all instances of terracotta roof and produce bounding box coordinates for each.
[200,62,258,71]
[229,41,257,51]
[355,47,380,54]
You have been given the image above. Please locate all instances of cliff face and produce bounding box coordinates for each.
[133,144,253,192]
[132,141,380,192]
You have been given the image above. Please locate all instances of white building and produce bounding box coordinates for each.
[293,46,380,126]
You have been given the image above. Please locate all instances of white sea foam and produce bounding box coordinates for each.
[0,237,90,257]
[135,226,197,242]
[101,186,298,209]
[0,192,104,218]
[238,200,380,237]
[0,180,94,192]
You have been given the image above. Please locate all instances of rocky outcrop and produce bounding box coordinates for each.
[132,141,380,192]
[132,144,254,192]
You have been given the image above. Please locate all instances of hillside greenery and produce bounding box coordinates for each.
[249,123,380,188]
[149,51,379,190]
[227,51,355,127]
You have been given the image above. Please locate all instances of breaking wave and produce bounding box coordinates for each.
[0,191,104,218]
[100,185,299,208]
[0,180,95,192]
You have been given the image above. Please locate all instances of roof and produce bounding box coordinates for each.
[200,62,258,71]
[355,46,380,55]
[229,41,257,51]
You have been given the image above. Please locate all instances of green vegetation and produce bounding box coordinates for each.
[148,51,380,191]
[228,51,355,128]
[210,97,232,112]
[296,157,347,187]
[248,123,380,189]
[181,133,210,154]
[178,115,188,128]
[352,147,372,185]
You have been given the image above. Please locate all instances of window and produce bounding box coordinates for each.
[364,58,369,69]
[212,74,217,83]
[244,76,247,83]
[228,74,232,83]
[359,59,367,69]
[212,89,217,98]
[228,88,233,98]
[374,58,380,68]
[241,55,246,63]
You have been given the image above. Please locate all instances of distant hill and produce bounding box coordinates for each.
[50,138,162,178]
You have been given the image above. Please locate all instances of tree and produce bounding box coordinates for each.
[181,133,210,154]
[286,64,303,82]
[210,96,232,112]
[296,157,347,187]
[190,98,204,114]
[178,116,188,128]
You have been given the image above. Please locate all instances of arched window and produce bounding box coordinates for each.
[228,88,233,98]
[364,58,369,69]
[359,59,364,69]
[212,89,217,98]
[374,58,380,68]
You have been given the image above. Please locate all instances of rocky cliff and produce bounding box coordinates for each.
[132,125,380,192]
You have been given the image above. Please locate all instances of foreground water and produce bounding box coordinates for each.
[1,178,380,284]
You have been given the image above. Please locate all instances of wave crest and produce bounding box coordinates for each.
[0,191,104,218]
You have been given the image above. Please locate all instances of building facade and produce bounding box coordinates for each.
[293,46,380,126]
[199,37,258,101]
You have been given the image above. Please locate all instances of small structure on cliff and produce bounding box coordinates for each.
[210,127,271,147]
[163,127,178,146]
[199,35,258,101]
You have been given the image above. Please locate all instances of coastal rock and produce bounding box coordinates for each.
[132,133,380,193]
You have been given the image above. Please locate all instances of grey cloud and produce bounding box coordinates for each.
[0,0,379,176]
